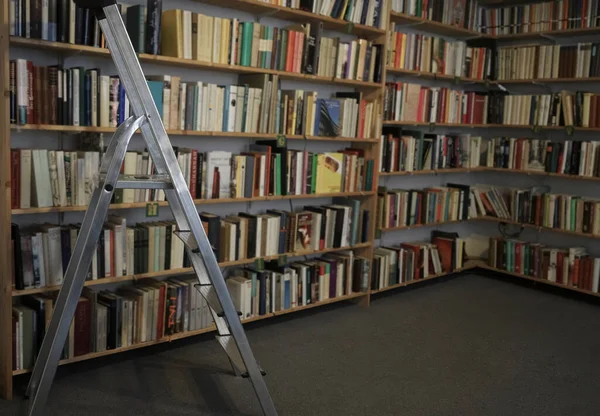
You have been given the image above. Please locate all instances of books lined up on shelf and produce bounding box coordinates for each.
[470,184,511,220]
[505,187,600,236]
[379,132,482,172]
[12,278,215,371]
[8,0,111,47]
[496,43,600,80]
[300,0,385,27]
[160,10,382,82]
[383,83,488,124]
[476,0,600,35]
[9,62,379,139]
[226,251,370,319]
[486,91,600,127]
[10,199,370,289]
[376,183,471,229]
[372,231,466,289]
[481,138,600,178]
[488,238,600,293]
[201,199,370,262]
[387,26,492,80]
[9,146,375,209]
[390,0,478,30]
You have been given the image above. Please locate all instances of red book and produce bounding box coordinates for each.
[400,243,422,280]
[395,33,402,68]
[417,89,425,122]
[74,297,91,357]
[358,99,366,138]
[286,30,295,73]
[190,150,198,199]
[11,149,20,209]
[296,32,304,73]
[573,257,581,287]
[432,237,453,272]
[556,251,565,284]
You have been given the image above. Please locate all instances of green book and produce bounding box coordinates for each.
[570,198,577,231]
[279,30,288,71]
[311,155,317,193]
[147,80,164,115]
[126,5,146,54]
[13,306,36,370]
[275,153,281,196]
[241,22,253,67]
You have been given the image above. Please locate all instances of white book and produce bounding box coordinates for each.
[56,150,67,206]
[122,152,137,203]
[32,149,53,208]
[182,10,192,60]
[19,149,32,209]
[41,224,63,286]
[31,233,46,287]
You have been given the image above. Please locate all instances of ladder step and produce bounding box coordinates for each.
[216,334,248,375]
[101,174,173,189]
[194,284,224,317]
[174,230,200,253]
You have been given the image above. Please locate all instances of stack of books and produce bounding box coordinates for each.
[387,26,492,80]
[488,238,600,293]
[376,183,471,229]
[384,83,488,124]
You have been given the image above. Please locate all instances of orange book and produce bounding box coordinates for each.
[286,30,295,73]
[573,257,581,287]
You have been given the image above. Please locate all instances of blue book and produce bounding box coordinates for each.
[316,99,341,137]
[117,83,126,125]
[283,275,291,310]
[146,80,164,115]
[223,85,230,132]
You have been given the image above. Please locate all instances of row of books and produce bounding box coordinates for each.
[496,44,600,81]
[376,183,471,229]
[390,0,478,30]
[12,250,370,370]
[9,146,375,209]
[160,10,382,82]
[372,231,466,289]
[488,238,600,293]
[11,197,369,289]
[386,27,492,80]
[383,83,488,124]
[10,62,379,139]
[481,138,600,178]
[476,0,600,35]
[506,188,600,236]
[379,132,481,173]
[12,278,213,370]
[301,0,385,27]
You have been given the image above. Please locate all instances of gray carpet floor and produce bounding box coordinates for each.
[3,273,600,416]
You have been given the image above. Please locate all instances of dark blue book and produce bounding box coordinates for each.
[315,99,341,137]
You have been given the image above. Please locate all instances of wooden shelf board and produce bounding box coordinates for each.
[12,243,371,296]
[192,0,385,38]
[380,218,467,232]
[497,77,600,85]
[12,191,375,215]
[10,123,378,142]
[478,265,600,298]
[10,37,382,88]
[12,291,365,375]
[379,167,483,176]
[386,67,486,84]
[371,268,471,294]
[478,216,600,239]
[381,121,600,131]
[389,12,484,39]
[494,26,600,41]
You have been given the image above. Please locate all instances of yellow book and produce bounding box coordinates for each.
[160,9,183,58]
[316,153,343,194]
[399,33,406,69]
[221,18,231,65]
[203,15,214,63]
[191,13,201,60]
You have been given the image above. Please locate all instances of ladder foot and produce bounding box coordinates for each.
[241,369,267,378]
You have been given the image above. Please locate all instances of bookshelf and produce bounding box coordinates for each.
[1,0,388,399]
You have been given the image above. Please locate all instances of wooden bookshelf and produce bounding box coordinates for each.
[380,167,600,182]
[478,216,600,240]
[379,167,484,176]
[12,191,376,215]
[10,123,380,142]
[389,11,484,39]
[386,67,487,84]
[371,267,471,294]
[478,265,600,299]
[11,242,372,297]
[497,77,600,85]
[380,218,468,232]
[382,121,600,132]
[10,37,382,89]
[12,290,367,376]
[494,26,600,42]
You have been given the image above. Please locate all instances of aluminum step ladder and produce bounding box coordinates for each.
[24,2,278,415]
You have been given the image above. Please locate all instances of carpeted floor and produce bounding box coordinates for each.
[3,273,600,416]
